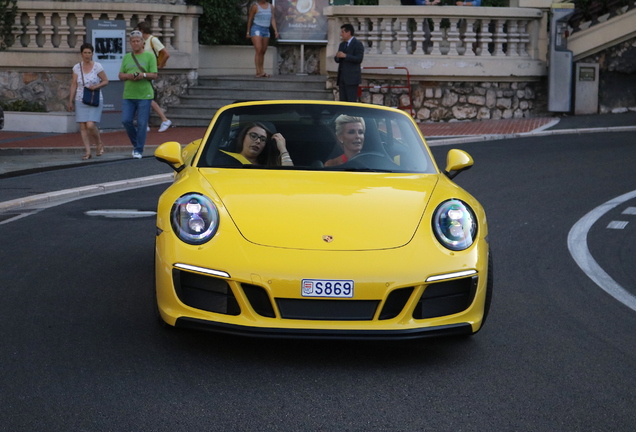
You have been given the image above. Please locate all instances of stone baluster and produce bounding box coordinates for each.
[429,17,443,55]
[57,13,71,49]
[518,19,530,57]
[462,18,477,57]
[124,13,135,51]
[395,17,410,55]
[25,12,38,48]
[13,13,24,48]
[492,19,505,57]
[356,17,371,53]
[151,15,162,42]
[74,14,89,48]
[506,19,519,56]
[367,17,382,55]
[412,18,428,55]
[476,19,493,56]
[162,15,176,51]
[446,18,460,56]
[41,12,54,48]
[380,17,396,55]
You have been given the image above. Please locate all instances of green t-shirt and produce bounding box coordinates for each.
[119,51,157,100]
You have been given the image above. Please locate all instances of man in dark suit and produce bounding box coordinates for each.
[335,23,364,102]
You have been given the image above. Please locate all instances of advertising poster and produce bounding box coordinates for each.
[275,0,329,43]
[85,20,127,129]
[86,20,126,82]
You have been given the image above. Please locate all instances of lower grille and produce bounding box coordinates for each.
[276,298,379,321]
[242,284,276,318]
[413,276,478,319]
[173,269,240,315]
[379,287,414,320]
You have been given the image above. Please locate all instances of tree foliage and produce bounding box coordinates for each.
[0,0,18,50]
[187,0,248,46]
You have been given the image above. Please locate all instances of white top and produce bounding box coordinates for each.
[72,62,105,101]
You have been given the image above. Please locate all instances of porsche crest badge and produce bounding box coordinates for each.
[322,235,333,243]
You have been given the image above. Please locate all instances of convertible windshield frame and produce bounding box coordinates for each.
[197,102,437,174]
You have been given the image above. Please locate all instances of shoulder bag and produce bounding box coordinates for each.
[79,63,100,107]
[131,53,147,73]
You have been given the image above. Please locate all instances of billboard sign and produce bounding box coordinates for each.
[275,0,329,43]
[86,20,126,81]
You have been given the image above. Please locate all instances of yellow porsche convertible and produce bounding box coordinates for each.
[154,101,491,339]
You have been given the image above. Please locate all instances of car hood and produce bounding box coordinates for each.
[200,169,439,251]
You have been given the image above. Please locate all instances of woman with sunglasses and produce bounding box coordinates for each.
[231,122,293,166]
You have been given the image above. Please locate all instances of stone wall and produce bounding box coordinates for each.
[0,70,193,113]
[277,45,324,75]
[327,77,549,120]
[578,36,636,114]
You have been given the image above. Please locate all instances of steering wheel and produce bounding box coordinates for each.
[344,151,399,170]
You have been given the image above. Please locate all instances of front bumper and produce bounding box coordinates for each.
[175,318,473,340]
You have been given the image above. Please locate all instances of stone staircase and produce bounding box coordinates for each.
[161,75,333,127]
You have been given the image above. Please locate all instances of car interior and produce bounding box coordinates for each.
[197,103,434,173]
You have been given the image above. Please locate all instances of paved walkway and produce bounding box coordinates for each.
[1,112,635,176]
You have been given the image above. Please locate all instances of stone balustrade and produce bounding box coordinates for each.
[325,5,547,80]
[3,1,201,69]
[0,1,201,112]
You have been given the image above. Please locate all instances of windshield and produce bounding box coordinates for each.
[197,103,436,174]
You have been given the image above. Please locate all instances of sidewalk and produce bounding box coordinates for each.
[1,112,635,176]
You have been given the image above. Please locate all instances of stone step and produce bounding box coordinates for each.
[165,75,334,127]
[155,112,212,128]
[184,87,332,100]
[198,75,328,91]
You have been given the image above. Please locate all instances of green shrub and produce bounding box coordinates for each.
[186,0,247,46]
[0,0,18,50]
[0,100,47,112]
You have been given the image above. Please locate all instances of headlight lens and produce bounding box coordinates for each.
[433,199,477,251]
[170,193,219,245]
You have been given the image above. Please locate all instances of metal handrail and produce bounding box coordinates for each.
[358,66,414,118]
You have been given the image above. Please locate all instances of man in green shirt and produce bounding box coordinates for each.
[118,30,158,159]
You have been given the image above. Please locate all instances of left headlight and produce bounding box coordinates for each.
[432,199,477,251]
[170,193,219,245]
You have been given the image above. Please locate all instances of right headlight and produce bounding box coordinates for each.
[170,193,219,245]
[432,199,477,251]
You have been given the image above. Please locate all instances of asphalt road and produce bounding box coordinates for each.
[1,132,635,431]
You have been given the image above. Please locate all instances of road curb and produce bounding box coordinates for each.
[426,125,636,146]
[0,173,173,212]
[0,145,160,156]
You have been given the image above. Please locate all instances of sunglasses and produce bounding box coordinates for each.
[248,132,267,143]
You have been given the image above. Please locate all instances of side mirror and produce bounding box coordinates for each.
[155,141,185,173]
[444,149,473,179]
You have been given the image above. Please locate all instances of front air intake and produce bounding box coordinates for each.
[173,269,240,315]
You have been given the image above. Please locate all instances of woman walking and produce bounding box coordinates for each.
[68,43,108,159]
[247,0,279,78]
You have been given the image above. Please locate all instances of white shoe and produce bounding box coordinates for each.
[132,151,143,159]
[147,126,150,132]
[158,120,172,132]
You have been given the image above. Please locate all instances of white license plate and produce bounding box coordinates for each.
[301,279,354,298]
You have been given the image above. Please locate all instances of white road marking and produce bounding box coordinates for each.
[568,190,636,312]
[622,207,636,215]
[607,221,629,229]
[85,209,157,218]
